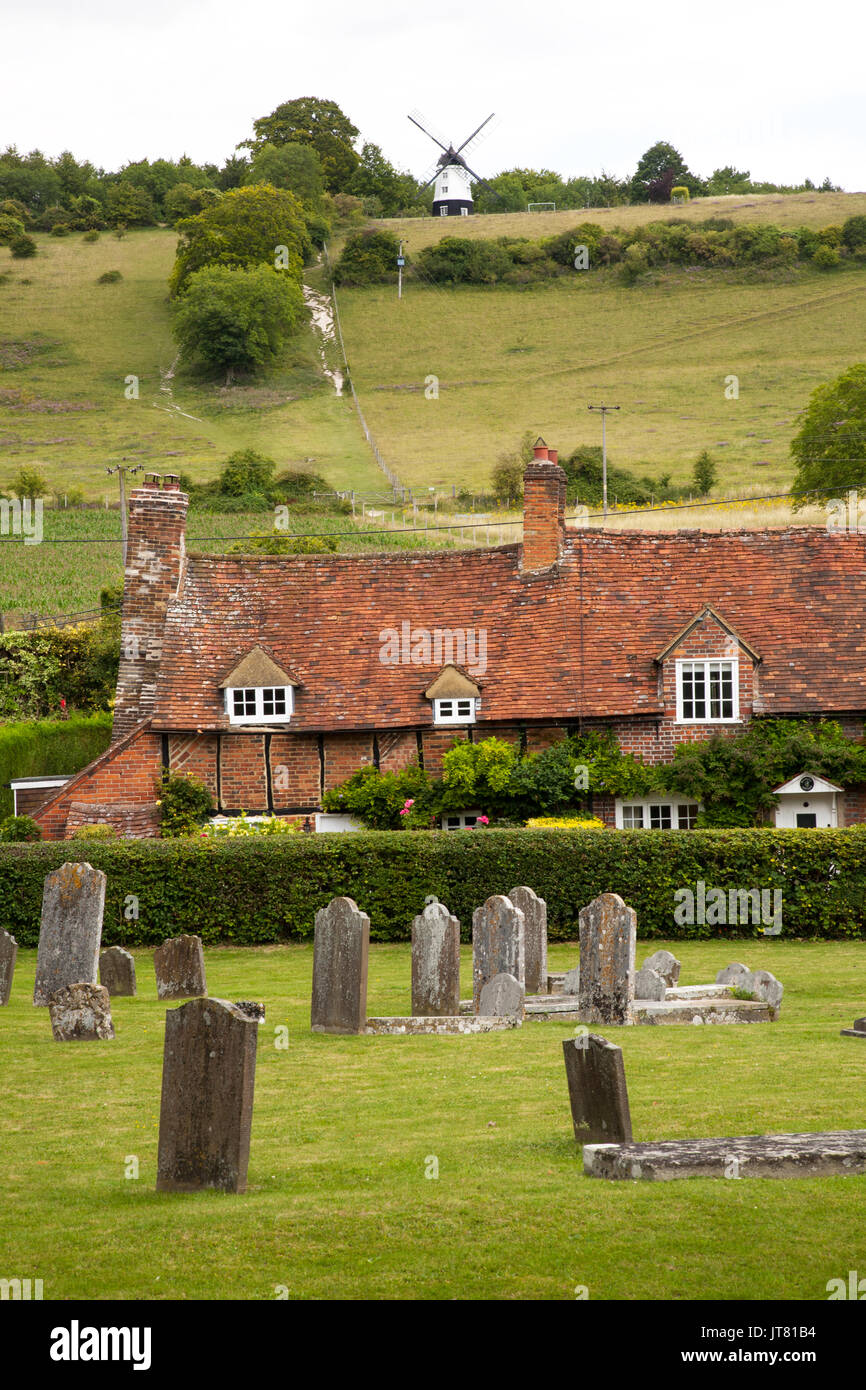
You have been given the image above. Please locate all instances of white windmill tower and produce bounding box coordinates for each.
[408,111,499,217]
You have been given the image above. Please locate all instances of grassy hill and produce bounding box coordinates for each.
[326,192,866,497]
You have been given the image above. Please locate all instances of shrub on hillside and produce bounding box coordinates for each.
[0,214,25,245]
[333,228,400,285]
[97,270,122,283]
[172,263,304,385]
[82,229,100,243]
[812,245,841,270]
[842,215,866,251]
[10,234,36,258]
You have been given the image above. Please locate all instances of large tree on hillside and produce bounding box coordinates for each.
[168,184,311,296]
[790,364,866,502]
[244,142,325,207]
[629,141,706,202]
[242,97,360,191]
[172,263,304,385]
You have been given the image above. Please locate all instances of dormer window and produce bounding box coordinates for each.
[219,646,300,727]
[676,659,738,723]
[433,697,476,725]
[225,685,294,725]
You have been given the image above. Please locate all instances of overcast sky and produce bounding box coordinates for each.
[3,0,863,189]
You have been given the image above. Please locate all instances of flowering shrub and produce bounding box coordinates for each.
[201,811,301,837]
[525,816,606,830]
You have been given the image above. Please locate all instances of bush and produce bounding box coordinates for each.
[49,224,69,237]
[842,215,866,251]
[10,234,36,258]
[0,815,42,842]
[69,824,118,840]
[333,228,400,285]
[0,712,113,819]
[156,770,214,837]
[82,229,100,243]
[172,263,304,384]
[3,828,866,944]
[812,245,841,270]
[97,270,122,283]
[0,626,118,723]
[0,214,25,245]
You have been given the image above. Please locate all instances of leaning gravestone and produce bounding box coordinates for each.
[154,935,207,1001]
[411,901,460,1016]
[562,1033,632,1144]
[642,949,681,987]
[33,862,106,1006]
[49,982,114,1042]
[508,887,547,995]
[716,963,751,988]
[562,966,580,997]
[577,893,636,1025]
[156,998,258,1194]
[99,947,136,997]
[634,965,666,1002]
[0,929,17,1006]
[472,895,525,1012]
[311,897,370,1034]
[479,972,524,1019]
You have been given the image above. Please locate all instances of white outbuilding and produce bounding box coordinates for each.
[772,772,843,828]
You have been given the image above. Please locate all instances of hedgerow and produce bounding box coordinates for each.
[2,827,865,946]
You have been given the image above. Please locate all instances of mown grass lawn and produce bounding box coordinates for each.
[2,937,866,1301]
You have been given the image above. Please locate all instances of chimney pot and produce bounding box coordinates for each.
[548,448,558,465]
[532,437,549,461]
[143,473,161,489]
[163,474,181,491]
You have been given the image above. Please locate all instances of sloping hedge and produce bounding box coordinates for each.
[1,827,864,946]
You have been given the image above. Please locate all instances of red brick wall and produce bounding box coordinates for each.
[220,734,267,810]
[169,733,219,800]
[270,733,321,809]
[324,733,374,792]
[378,730,420,774]
[421,727,468,774]
[34,724,163,840]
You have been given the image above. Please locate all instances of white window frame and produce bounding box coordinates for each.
[615,798,701,830]
[675,658,739,724]
[440,811,481,830]
[432,697,477,726]
[224,685,294,726]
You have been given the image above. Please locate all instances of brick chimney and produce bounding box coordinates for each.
[112,479,189,741]
[522,439,566,572]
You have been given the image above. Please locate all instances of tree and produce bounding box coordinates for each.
[707,166,751,196]
[169,184,310,296]
[692,450,717,496]
[218,448,276,495]
[348,142,419,217]
[245,142,325,207]
[243,97,360,192]
[630,142,705,203]
[172,264,305,385]
[11,466,47,498]
[105,183,155,226]
[163,183,222,225]
[790,364,866,501]
[333,228,400,285]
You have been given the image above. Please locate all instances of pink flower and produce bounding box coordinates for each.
[399,808,409,816]
[476,815,489,825]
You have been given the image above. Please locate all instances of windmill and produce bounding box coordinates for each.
[408,111,500,217]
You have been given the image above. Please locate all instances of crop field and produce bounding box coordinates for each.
[2,936,866,1300]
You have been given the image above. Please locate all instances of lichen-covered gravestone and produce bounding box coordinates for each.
[0,929,17,1006]
[310,897,370,1034]
[479,972,524,1020]
[472,895,525,1012]
[99,947,136,997]
[634,966,666,1002]
[156,998,258,1194]
[642,949,680,988]
[154,935,207,1001]
[33,862,106,1006]
[562,1033,632,1144]
[508,886,547,995]
[577,893,636,1025]
[49,982,115,1042]
[411,901,460,1016]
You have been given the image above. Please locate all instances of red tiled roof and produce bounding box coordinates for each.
[151,528,866,731]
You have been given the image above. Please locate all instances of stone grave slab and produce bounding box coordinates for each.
[633,998,777,1025]
[562,1034,632,1144]
[33,862,105,1006]
[840,1017,866,1038]
[472,895,525,1012]
[0,929,17,1006]
[311,896,369,1034]
[508,887,547,995]
[99,947,136,997]
[584,1131,866,1181]
[577,893,636,1025]
[156,998,258,1194]
[364,1015,520,1035]
[49,982,114,1041]
[411,901,460,1016]
[154,935,207,1001]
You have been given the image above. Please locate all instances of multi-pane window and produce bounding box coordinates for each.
[433,698,476,725]
[226,686,292,725]
[617,799,700,829]
[441,813,479,830]
[677,659,737,722]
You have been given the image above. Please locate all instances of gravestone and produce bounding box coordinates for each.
[411,901,460,1016]
[0,929,17,1006]
[577,893,636,1025]
[746,969,783,1008]
[156,998,258,1194]
[841,1017,866,1038]
[508,886,547,995]
[479,972,524,1020]
[311,897,370,1034]
[562,966,580,996]
[634,965,666,1002]
[642,949,681,987]
[716,963,750,988]
[99,947,136,997]
[33,862,106,1006]
[472,895,525,1012]
[562,1034,632,1144]
[154,935,207,1001]
[49,982,114,1042]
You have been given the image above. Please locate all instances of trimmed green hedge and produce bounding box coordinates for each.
[1,827,864,946]
[0,712,113,819]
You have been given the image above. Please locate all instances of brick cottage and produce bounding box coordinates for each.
[31,443,866,839]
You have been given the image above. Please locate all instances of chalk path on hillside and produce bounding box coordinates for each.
[303,285,344,396]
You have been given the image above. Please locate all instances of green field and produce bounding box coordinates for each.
[2,937,866,1300]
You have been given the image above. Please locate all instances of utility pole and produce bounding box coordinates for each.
[106,462,143,570]
[588,403,620,522]
[397,242,405,300]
